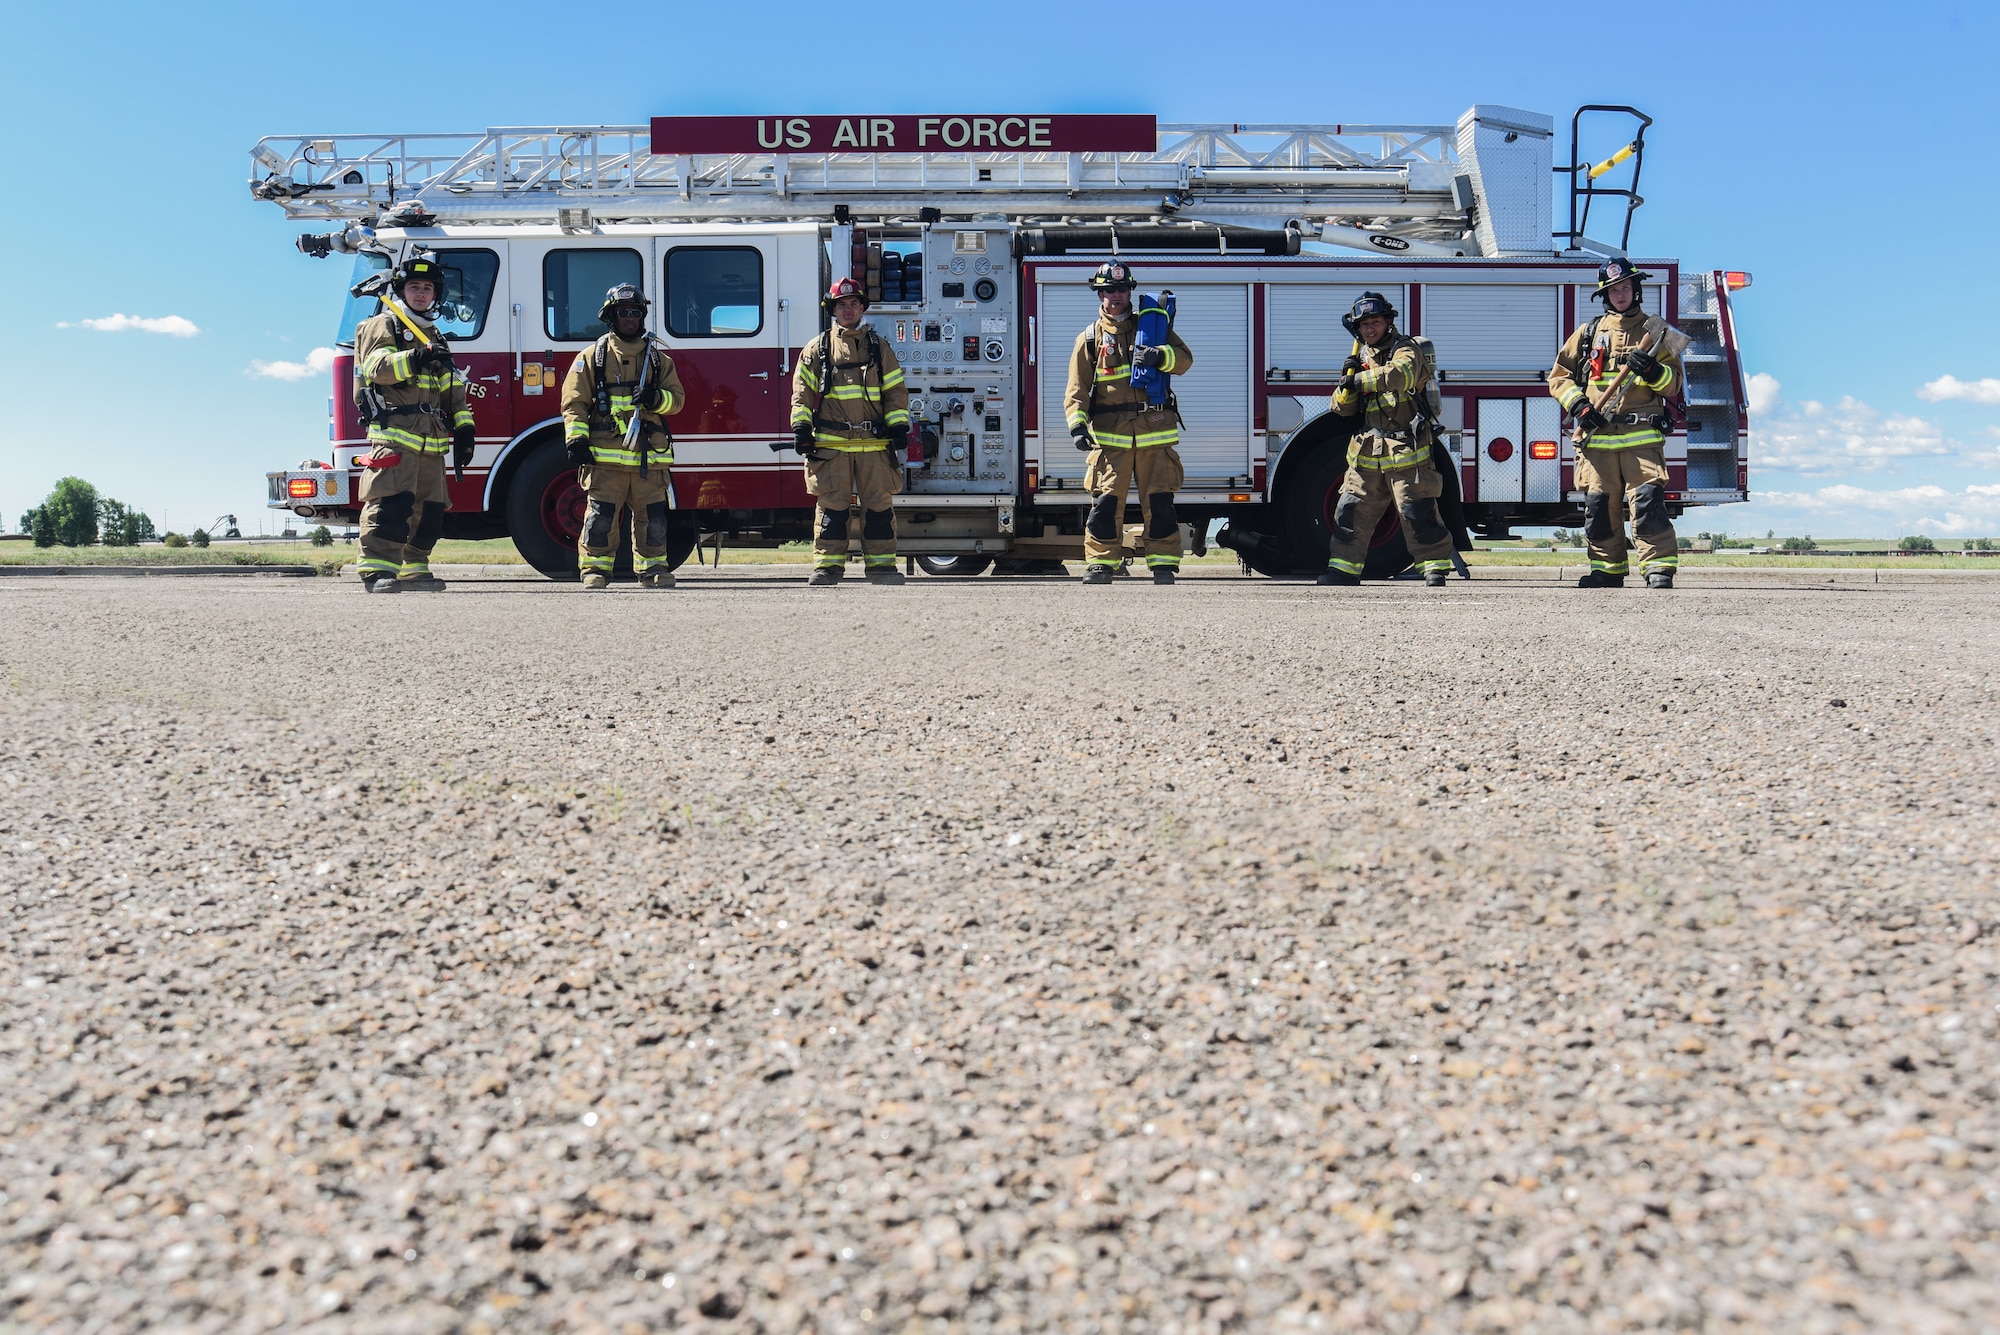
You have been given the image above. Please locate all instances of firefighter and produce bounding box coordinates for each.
[1548,258,1683,589]
[790,276,909,586]
[353,252,475,592]
[1063,262,1194,584]
[1319,292,1454,588]
[560,284,687,590]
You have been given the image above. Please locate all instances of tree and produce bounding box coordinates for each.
[309,525,334,547]
[1780,535,1817,552]
[190,529,210,548]
[163,532,188,548]
[1899,534,1936,552]
[30,507,56,548]
[99,499,131,546]
[37,477,100,547]
[1975,538,1995,552]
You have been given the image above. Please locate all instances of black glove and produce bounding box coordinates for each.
[452,425,476,470]
[637,384,667,412]
[1624,348,1662,381]
[565,438,592,467]
[1132,345,1166,370]
[1341,354,1364,375]
[1574,402,1609,434]
[792,424,816,456]
[1071,423,1094,452]
[418,343,456,374]
[887,426,909,455]
[1338,372,1360,394]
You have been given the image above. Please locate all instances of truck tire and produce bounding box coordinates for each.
[1277,439,1413,580]
[916,555,993,577]
[503,438,698,581]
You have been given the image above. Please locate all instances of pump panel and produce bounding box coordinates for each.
[860,226,1017,497]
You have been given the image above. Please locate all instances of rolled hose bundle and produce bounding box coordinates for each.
[1130,291,1175,408]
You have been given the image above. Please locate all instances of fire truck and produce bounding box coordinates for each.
[253,105,1750,579]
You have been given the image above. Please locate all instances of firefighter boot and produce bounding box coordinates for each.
[1316,569,1360,587]
[362,574,402,594]
[640,569,676,590]
[1425,569,1448,587]
[399,572,448,592]
[1152,567,1177,585]
[1647,570,1675,590]
[581,573,611,591]
[808,565,843,587]
[1576,571,1625,588]
[1082,564,1115,586]
[864,565,906,586]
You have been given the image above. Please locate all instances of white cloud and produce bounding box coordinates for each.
[1730,482,2000,538]
[248,347,338,381]
[1748,374,1962,474]
[1917,375,2000,404]
[56,313,201,337]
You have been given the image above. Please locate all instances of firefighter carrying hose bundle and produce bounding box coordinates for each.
[352,253,475,592]
[1320,292,1454,588]
[1548,258,1686,589]
[1064,262,1194,584]
[560,284,686,590]
[790,276,909,587]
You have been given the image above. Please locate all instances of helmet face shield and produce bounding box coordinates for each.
[1340,290,1398,337]
[598,282,651,325]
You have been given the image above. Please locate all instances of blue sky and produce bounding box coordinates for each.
[4,0,1996,539]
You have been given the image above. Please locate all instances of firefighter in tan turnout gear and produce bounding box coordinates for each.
[353,253,475,592]
[1064,262,1194,584]
[560,284,687,590]
[790,277,909,587]
[1549,258,1685,589]
[1320,292,1454,588]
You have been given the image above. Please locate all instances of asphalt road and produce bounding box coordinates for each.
[3,568,1995,1333]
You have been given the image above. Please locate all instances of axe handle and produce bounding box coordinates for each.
[1569,330,1659,446]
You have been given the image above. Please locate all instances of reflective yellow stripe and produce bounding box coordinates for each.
[579,552,615,571]
[1582,428,1664,450]
[1590,559,1629,574]
[1325,557,1363,575]
[586,445,673,467]
[813,439,890,453]
[880,369,904,387]
[1066,408,1089,428]
[797,367,821,390]
[358,557,398,574]
[367,425,448,451]
[1145,554,1180,567]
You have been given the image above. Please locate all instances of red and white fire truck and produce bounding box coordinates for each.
[253,105,1749,579]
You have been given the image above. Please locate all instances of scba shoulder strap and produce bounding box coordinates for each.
[812,328,886,433]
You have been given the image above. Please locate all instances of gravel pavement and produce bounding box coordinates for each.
[3,568,1996,1333]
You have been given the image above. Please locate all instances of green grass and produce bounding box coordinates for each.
[1463,549,1999,569]
[0,544,325,568]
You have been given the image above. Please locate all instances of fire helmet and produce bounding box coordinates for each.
[1340,291,1399,338]
[598,283,650,324]
[1593,257,1644,301]
[1087,262,1137,292]
[824,276,869,310]
[392,252,446,298]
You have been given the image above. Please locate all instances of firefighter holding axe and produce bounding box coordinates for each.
[350,252,475,592]
[1549,258,1691,589]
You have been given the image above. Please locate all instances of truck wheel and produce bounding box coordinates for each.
[505,437,586,580]
[916,555,993,577]
[1279,441,1413,579]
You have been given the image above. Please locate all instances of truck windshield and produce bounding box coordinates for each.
[334,252,391,347]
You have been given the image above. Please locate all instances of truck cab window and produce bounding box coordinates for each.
[665,247,763,337]
[334,252,391,347]
[545,248,643,342]
[430,249,500,341]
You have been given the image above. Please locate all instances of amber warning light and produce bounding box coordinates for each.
[1529,440,1558,460]
[651,115,1157,156]
[1724,271,1753,291]
[286,478,318,499]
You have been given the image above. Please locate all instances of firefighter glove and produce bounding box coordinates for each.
[887,425,909,453]
[452,425,476,470]
[637,384,666,412]
[1341,355,1364,375]
[792,424,816,455]
[1338,372,1361,394]
[418,344,457,374]
[565,438,593,467]
[1071,423,1094,452]
[1624,348,1662,381]
[1132,345,1166,370]
[1575,402,1609,434]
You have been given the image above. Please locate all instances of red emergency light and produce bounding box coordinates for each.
[1723,271,1753,291]
[1487,439,1514,463]
[1529,440,1558,460]
[287,478,318,499]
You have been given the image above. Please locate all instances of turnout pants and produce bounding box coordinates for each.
[357,447,449,582]
[1326,460,1454,578]
[1083,445,1184,570]
[577,464,674,578]
[805,447,901,570]
[1575,444,1678,576]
